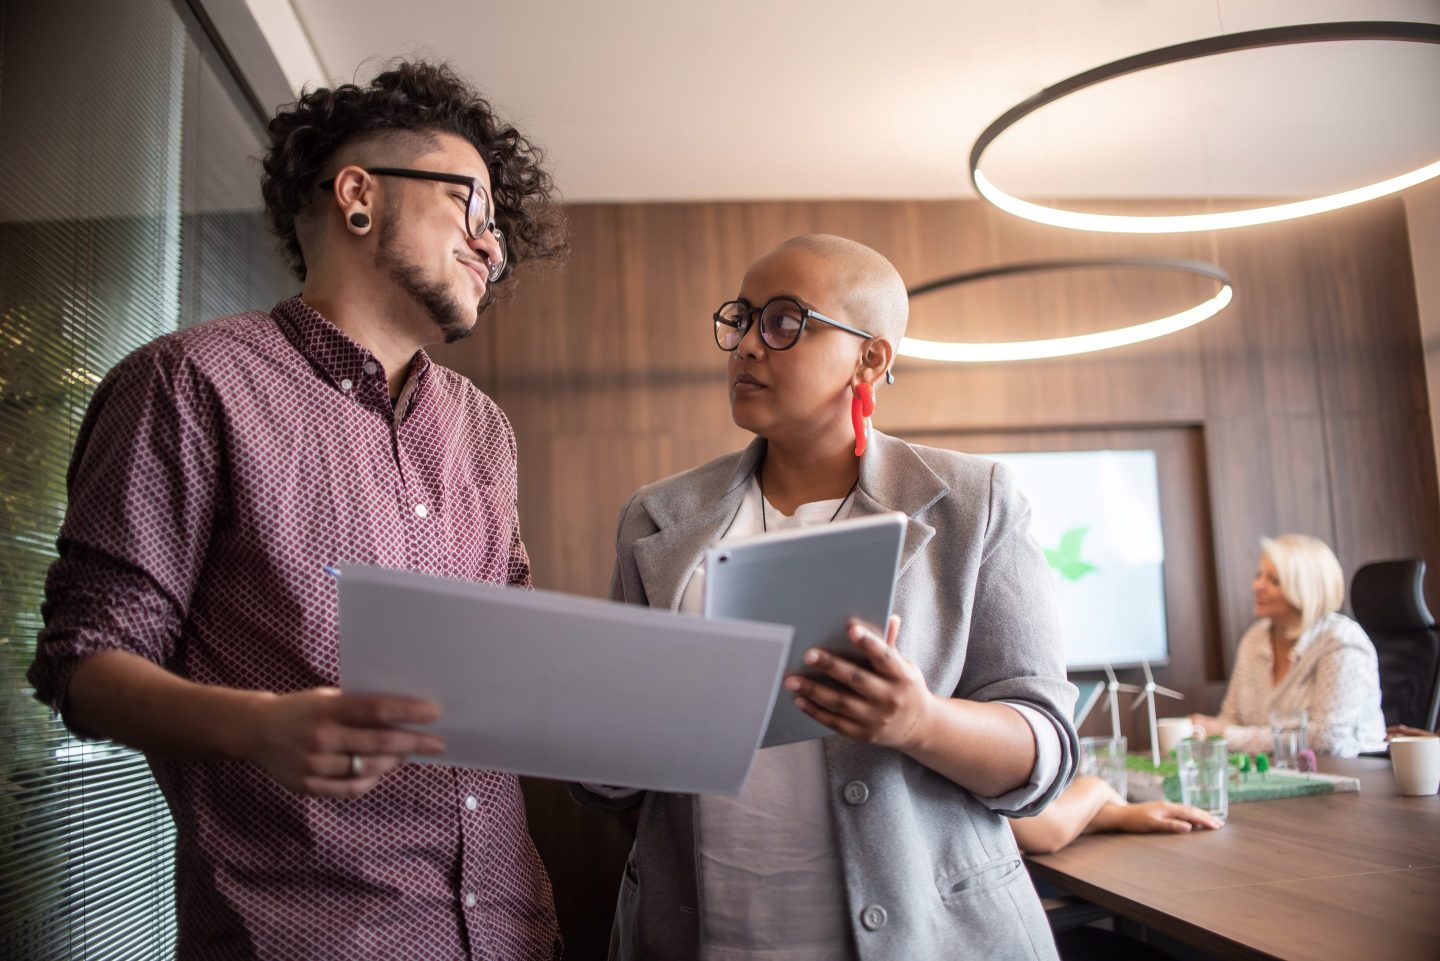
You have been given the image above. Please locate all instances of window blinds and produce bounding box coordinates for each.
[0,1,293,956]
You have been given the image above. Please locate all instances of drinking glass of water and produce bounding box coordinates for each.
[1176,737,1228,820]
[1079,735,1128,799]
[1269,710,1308,770]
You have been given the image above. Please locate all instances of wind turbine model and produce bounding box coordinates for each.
[1101,665,1142,742]
[1130,661,1184,766]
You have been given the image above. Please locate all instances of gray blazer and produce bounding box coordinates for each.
[595,431,1078,961]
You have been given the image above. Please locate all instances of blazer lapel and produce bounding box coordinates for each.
[850,489,936,579]
[852,431,949,577]
[633,499,743,611]
[632,438,765,611]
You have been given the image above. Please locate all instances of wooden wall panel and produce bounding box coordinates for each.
[1201,224,1326,417]
[1306,207,1427,415]
[1203,414,1340,667]
[526,429,745,598]
[1324,411,1440,592]
[431,195,1438,961]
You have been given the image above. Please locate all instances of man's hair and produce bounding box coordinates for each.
[261,60,566,285]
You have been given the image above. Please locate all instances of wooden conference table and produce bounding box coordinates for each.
[1025,758,1440,961]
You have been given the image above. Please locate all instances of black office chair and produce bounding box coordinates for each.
[1350,559,1440,732]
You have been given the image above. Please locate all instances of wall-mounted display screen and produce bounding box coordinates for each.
[987,449,1168,669]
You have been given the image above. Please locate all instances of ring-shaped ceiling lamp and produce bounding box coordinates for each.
[969,21,1440,234]
[899,257,1233,363]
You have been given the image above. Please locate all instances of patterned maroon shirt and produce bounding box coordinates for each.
[29,297,561,961]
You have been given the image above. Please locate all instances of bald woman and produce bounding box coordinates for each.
[579,235,1078,961]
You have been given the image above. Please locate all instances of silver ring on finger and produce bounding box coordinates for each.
[349,753,364,778]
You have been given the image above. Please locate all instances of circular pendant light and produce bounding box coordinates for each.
[899,257,1233,363]
[969,21,1440,234]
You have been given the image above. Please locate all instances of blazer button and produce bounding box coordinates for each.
[843,780,870,806]
[861,904,888,930]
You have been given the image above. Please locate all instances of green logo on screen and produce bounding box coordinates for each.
[1044,526,1099,582]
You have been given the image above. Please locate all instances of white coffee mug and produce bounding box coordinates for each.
[1390,736,1440,797]
[1157,717,1197,758]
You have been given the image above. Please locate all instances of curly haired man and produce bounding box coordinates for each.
[29,61,567,960]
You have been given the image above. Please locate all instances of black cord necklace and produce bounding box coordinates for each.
[756,469,859,533]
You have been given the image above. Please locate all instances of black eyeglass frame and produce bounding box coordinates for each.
[317,166,507,280]
[713,296,896,383]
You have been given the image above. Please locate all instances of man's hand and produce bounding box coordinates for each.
[785,616,933,749]
[243,688,445,798]
[65,652,445,799]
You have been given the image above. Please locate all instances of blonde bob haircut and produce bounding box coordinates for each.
[1260,534,1345,639]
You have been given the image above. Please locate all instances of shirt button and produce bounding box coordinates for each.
[465,795,478,811]
[339,378,353,391]
[861,904,888,930]
[843,780,870,806]
[414,503,428,518]
[463,892,476,909]
[364,361,378,375]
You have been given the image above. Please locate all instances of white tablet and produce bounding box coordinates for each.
[704,512,908,747]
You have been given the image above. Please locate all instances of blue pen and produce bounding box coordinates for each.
[322,564,342,579]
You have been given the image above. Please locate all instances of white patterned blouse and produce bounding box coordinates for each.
[1215,612,1387,756]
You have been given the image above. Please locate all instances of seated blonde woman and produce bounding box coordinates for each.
[1191,535,1386,756]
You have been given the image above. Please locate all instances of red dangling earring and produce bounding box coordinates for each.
[852,382,876,456]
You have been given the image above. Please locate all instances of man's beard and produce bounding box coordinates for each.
[376,217,480,344]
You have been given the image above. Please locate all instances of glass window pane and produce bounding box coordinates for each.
[0,1,293,956]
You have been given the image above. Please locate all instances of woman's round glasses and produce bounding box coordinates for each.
[714,296,874,351]
[318,167,507,281]
[714,297,897,383]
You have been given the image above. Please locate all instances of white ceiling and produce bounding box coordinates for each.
[272,0,1440,202]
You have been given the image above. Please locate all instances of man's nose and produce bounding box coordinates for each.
[468,228,503,276]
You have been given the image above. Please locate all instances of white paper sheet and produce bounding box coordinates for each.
[337,565,794,795]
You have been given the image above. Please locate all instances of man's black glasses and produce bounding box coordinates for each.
[318,167,507,281]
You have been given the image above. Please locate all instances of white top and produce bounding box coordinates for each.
[1216,612,1387,756]
[686,480,854,961]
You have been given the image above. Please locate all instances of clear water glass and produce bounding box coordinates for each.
[1176,737,1228,820]
[1269,710,1308,770]
[1079,735,1128,799]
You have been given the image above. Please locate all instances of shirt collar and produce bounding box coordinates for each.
[271,295,432,406]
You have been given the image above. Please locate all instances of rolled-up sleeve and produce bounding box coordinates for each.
[958,462,1079,817]
[981,701,1065,812]
[27,345,221,730]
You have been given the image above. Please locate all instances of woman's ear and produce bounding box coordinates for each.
[857,337,895,386]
